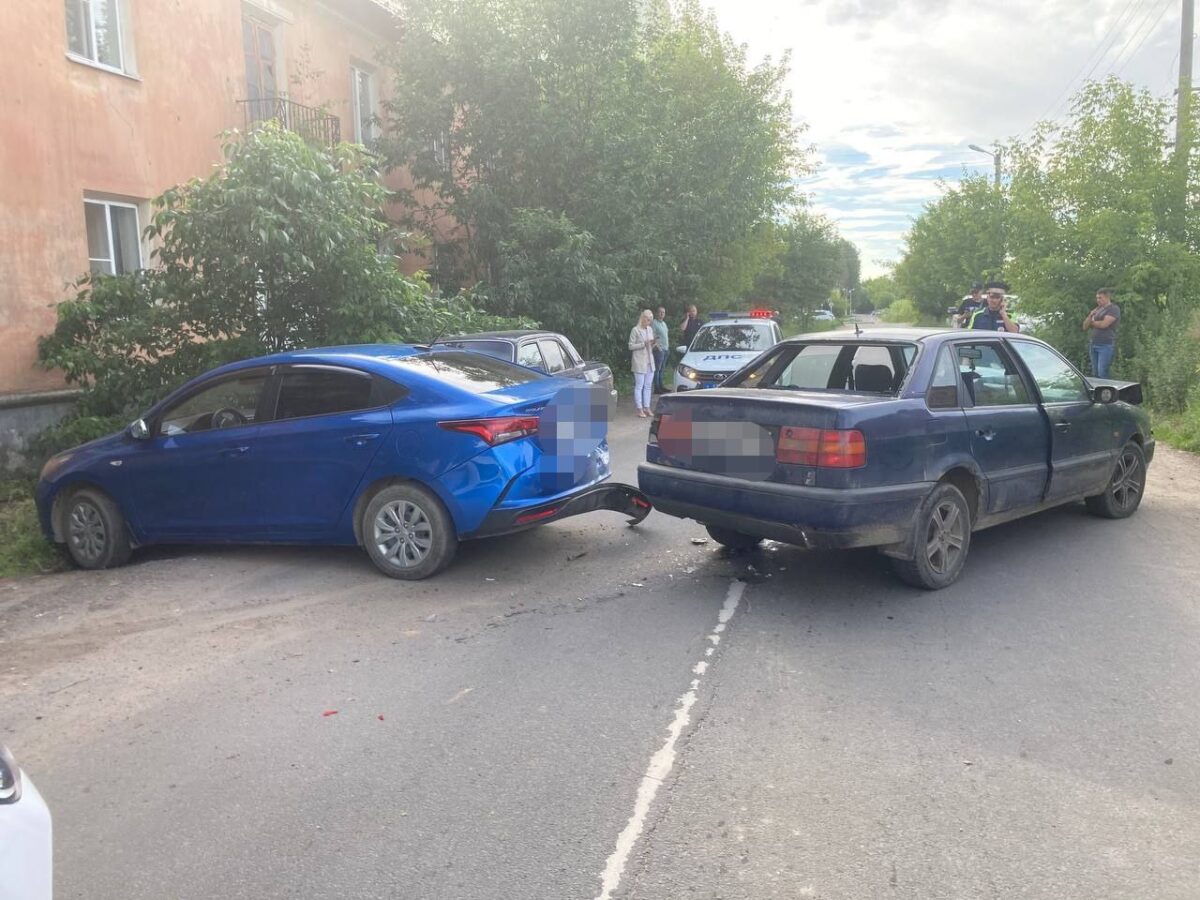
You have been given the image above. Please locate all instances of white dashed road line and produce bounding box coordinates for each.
[594,579,746,900]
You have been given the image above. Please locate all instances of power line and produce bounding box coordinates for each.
[1111,0,1176,76]
[1031,0,1152,130]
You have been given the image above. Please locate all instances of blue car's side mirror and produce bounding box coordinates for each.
[129,418,151,440]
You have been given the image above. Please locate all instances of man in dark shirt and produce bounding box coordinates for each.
[680,305,704,349]
[1082,288,1121,377]
[957,282,985,327]
[969,281,1020,333]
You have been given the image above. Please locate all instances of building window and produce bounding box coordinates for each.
[85,199,141,275]
[351,65,376,144]
[432,131,449,170]
[243,16,278,121]
[65,0,128,72]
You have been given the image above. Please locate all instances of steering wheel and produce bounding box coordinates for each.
[211,407,247,429]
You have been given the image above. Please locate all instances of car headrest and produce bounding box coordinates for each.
[854,364,894,393]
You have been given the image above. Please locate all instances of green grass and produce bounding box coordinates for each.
[0,478,66,579]
[1152,406,1200,454]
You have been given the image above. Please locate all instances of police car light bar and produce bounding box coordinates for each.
[708,309,780,320]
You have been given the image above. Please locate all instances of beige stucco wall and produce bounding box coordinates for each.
[0,0,405,397]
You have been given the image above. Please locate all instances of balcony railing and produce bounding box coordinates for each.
[238,97,341,147]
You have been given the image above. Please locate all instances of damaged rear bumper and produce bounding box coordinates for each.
[467,482,652,539]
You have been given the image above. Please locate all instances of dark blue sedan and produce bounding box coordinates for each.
[36,346,649,579]
[639,328,1154,589]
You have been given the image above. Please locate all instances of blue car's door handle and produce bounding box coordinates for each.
[220,445,251,458]
[1054,422,1072,432]
[346,433,382,448]
[975,428,996,441]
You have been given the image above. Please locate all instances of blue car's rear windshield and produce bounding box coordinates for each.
[390,351,544,392]
[727,341,919,394]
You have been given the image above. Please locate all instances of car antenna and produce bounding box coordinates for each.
[854,322,862,337]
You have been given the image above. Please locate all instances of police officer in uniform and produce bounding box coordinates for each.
[969,281,1020,333]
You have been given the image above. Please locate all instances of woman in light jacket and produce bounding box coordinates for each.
[628,309,657,417]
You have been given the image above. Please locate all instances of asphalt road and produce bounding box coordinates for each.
[2,408,1199,899]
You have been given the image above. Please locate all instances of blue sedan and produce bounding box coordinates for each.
[36,346,649,579]
[639,329,1154,589]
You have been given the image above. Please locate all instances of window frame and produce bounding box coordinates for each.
[152,368,273,438]
[537,339,568,374]
[65,0,133,75]
[925,344,964,410]
[84,198,143,275]
[1007,339,1092,406]
[726,340,919,394]
[949,339,1036,409]
[350,64,377,145]
[263,364,395,425]
[516,341,547,371]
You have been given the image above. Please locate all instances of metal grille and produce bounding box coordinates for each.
[238,97,341,147]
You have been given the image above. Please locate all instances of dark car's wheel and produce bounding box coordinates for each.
[891,482,971,590]
[362,484,457,580]
[1085,441,1147,519]
[705,525,761,551]
[60,487,132,570]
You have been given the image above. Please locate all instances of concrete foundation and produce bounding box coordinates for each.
[0,390,79,472]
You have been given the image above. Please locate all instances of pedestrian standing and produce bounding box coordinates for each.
[957,282,985,327]
[969,281,1020,332]
[680,304,704,350]
[628,309,657,417]
[651,307,669,394]
[1082,288,1120,378]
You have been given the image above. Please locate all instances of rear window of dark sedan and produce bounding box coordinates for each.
[431,340,514,362]
[729,341,918,394]
[389,351,544,392]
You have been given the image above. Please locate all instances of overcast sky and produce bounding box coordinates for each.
[703,0,1187,276]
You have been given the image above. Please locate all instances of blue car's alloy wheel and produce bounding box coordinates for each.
[374,501,434,568]
[361,484,458,580]
[61,488,132,571]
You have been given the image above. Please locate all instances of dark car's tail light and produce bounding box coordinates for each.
[777,427,866,469]
[648,412,664,445]
[439,416,539,446]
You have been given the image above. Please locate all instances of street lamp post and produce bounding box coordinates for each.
[970,143,1004,274]
[969,144,1002,187]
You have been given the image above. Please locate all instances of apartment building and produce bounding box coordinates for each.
[0,0,404,464]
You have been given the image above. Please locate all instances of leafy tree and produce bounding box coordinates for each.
[896,76,1200,420]
[38,124,520,453]
[894,174,1003,322]
[379,0,801,363]
[750,211,853,322]
[857,274,901,312]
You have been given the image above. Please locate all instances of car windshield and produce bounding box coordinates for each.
[691,323,773,352]
[390,350,543,392]
[433,339,514,362]
[729,341,919,394]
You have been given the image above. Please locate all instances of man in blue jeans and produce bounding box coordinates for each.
[651,306,669,393]
[1082,288,1120,378]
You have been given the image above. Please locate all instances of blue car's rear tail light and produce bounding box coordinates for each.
[776,427,866,469]
[439,416,540,446]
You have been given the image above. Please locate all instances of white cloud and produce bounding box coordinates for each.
[704,0,1185,275]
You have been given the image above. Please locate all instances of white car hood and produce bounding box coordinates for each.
[680,349,762,374]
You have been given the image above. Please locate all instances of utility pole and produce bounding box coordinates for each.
[1175,0,1194,241]
[1178,0,1194,157]
[992,148,1002,190]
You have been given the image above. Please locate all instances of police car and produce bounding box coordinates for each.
[674,310,783,391]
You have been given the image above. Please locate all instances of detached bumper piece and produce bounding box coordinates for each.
[470,483,652,538]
